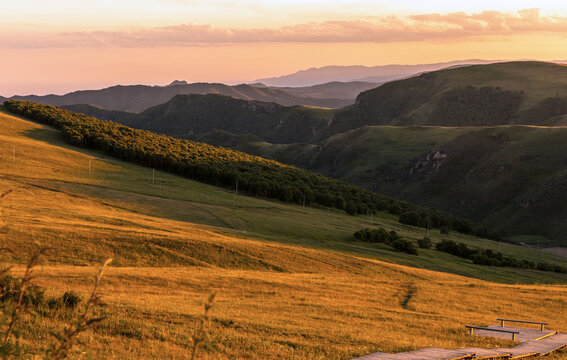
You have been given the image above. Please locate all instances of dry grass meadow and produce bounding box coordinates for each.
[1,108,566,359]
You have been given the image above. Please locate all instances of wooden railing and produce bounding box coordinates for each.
[465,325,520,341]
[497,318,548,331]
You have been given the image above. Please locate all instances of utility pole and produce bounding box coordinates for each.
[152,168,155,184]
[12,146,15,162]
[88,158,92,175]
[235,179,238,195]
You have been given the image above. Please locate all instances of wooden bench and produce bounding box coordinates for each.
[465,325,520,341]
[497,318,548,331]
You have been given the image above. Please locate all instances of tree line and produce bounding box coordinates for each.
[436,239,567,274]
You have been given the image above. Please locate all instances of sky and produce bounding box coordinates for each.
[1,0,567,96]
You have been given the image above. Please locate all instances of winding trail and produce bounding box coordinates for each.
[352,324,566,359]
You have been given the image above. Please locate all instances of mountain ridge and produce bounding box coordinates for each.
[2,82,351,112]
[253,59,499,86]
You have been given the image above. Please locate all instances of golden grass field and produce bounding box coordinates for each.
[1,108,566,359]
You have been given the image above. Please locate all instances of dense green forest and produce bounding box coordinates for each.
[430,86,523,126]
[4,101,501,240]
[435,240,567,274]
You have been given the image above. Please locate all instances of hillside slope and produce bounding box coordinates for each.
[199,125,567,245]
[326,61,567,136]
[2,106,567,359]
[61,94,332,144]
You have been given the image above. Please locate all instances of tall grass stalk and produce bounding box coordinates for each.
[2,246,50,345]
[49,258,112,360]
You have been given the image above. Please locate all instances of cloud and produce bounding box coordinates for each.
[3,8,567,48]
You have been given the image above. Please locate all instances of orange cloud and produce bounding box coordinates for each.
[2,8,567,48]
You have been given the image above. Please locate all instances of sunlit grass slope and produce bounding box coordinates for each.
[1,108,566,359]
[2,107,567,281]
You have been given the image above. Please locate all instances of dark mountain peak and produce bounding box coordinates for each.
[166,80,188,87]
[247,82,268,88]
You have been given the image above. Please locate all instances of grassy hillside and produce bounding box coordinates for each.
[2,102,567,359]
[58,91,567,245]
[326,61,567,136]
[135,94,333,144]
[373,126,567,245]
[199,124,567,245]
[62,94,333,144]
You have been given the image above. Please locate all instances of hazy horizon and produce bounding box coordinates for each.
[3,1,567,96]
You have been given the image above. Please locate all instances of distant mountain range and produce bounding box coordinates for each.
[62,61,567,143]
[0,82,360,112]
[57,61,567,244]
[253,59,499,86]
[0,60,505,112]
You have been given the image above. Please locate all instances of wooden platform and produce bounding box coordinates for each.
[351,328,567,360]
[472,325,556,342]
[459,347,511,359]
[495,333,567,358]
[352,348,474,359]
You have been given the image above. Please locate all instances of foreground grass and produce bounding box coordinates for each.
[1,108,567,358]
[16,264,567,359]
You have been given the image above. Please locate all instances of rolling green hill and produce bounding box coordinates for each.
[62,94,332,144]
[326,61,567,136]
[212,125,567,245]
[8,100,499,241]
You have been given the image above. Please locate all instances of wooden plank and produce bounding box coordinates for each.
[351,351,393,360]
[352,330,567,360]
[495,340,562,358]
[459,347,512,359]
[531,333,567,355]
[397,348,474,359]
[351,348,474,359]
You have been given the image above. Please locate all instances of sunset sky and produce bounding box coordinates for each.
[2,0,567,96]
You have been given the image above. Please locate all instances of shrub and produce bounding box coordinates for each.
[353,228,417,255]
[0,275,45,307]
[439,226,450,235]
[345,200,357,215]
[417,237,432,249]
[61,291,82,309]
[391,238,419,255]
